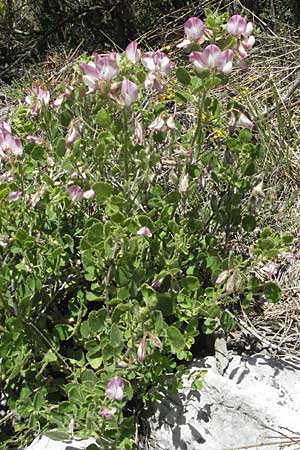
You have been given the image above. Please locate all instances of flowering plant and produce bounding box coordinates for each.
[0,9,291,450]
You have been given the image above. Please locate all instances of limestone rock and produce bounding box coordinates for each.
[146,354,300,450]
[25,434,100,450]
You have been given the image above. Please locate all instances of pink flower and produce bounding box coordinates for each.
[177,17,205,49]
[27,135,44,145]
[134,117,143,144]
[142,51,175,92]
[189,45,233,75]
[120,79,138,107]
[52,86,73,109]
[66,185,84,202]
[226,15,255,59]
[137,226,152,237]
[0,132,23,158]
[80,54,119,92]
[66,121,79,147]
[0,120,11,134]
[227,15,253,37]
[25,87,50,115]
[83,189,95,199]
[125,41,141,64]
[137,336,147,363]
[179,174,189,194]
[148,114,177,131]
[7,191,22,202]
[230,111,253,129]
[99,407,117,419]
[105,376,125,401]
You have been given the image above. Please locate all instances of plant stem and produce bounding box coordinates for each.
[191,89,208,162]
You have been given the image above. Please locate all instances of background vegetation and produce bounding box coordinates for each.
[1,0,300,81]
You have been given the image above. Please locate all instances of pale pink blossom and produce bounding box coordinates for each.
[120,79,138,107]
[105,376,125,401]
[137,226,152,237]
[142,51,175,92]
[226,15,255,59]
[52,86,73,109]
[25,87,50,115]
[83,189,95,199]
[0,132,23,158]
[7,191,22,202]
[189,45,233,75]
[125,41,141,64]
[80,54,119,92]
[66,185,84,202]
[99,407,117,419]
[177,17,205,49]
[137,336,147,363]
[0,120,11,134]
[66,122,79,147]
[148,114,177,131]
[230,111,253,129]
[27,135,44,145]
[134,117,143,144]
[179,174,189,194]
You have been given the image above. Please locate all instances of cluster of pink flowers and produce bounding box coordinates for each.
[0,120,23,159]
[66,185,95,202]
[177,14,254,75]
[25,87,50,115]
[141,51,174,92]
[80,41,175,100]
[226,15,255,59]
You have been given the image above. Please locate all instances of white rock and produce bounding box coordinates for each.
[26,434,100,450]
[147,354,300,450]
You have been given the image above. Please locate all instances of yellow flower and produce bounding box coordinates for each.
[213,129,223,139]
[241,87,249,96]
[158,94,166,102]
[163,45,171,51]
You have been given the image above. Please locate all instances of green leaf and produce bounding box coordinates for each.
[110,323,123,348]
[220,311,235,332]
[156,293,175,316]
[244,160,256,176]
[86,221,103,244]
[44,431,70,441]
[80,320,90,338]
[93,182,114,203]
[81,369,98,387]
[175,91,189,104]
[242,215,256,232]
[87,355,102,369]
[264,282,282,303]
[137,215,154,230]
[88,309,107,333]
[31,146,46,161]
[239,128,252,143]
[33,391,44,411]
[181,276,200,291]
[136,70,146,83]
[54,324,72,341]
[67,384,83,403]
[95,108,111,128]
[167,326,185,354]
[111,304,129,322]
[176,67,191,86]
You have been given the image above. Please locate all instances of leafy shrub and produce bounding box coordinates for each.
[0,9,291,450]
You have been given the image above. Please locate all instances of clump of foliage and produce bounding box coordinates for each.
[0,8,292,450]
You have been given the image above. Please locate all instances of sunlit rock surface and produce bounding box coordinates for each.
[146,354,300,450]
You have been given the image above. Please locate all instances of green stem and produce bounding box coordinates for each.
[122,108,129,181]
[191,89,208,162]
